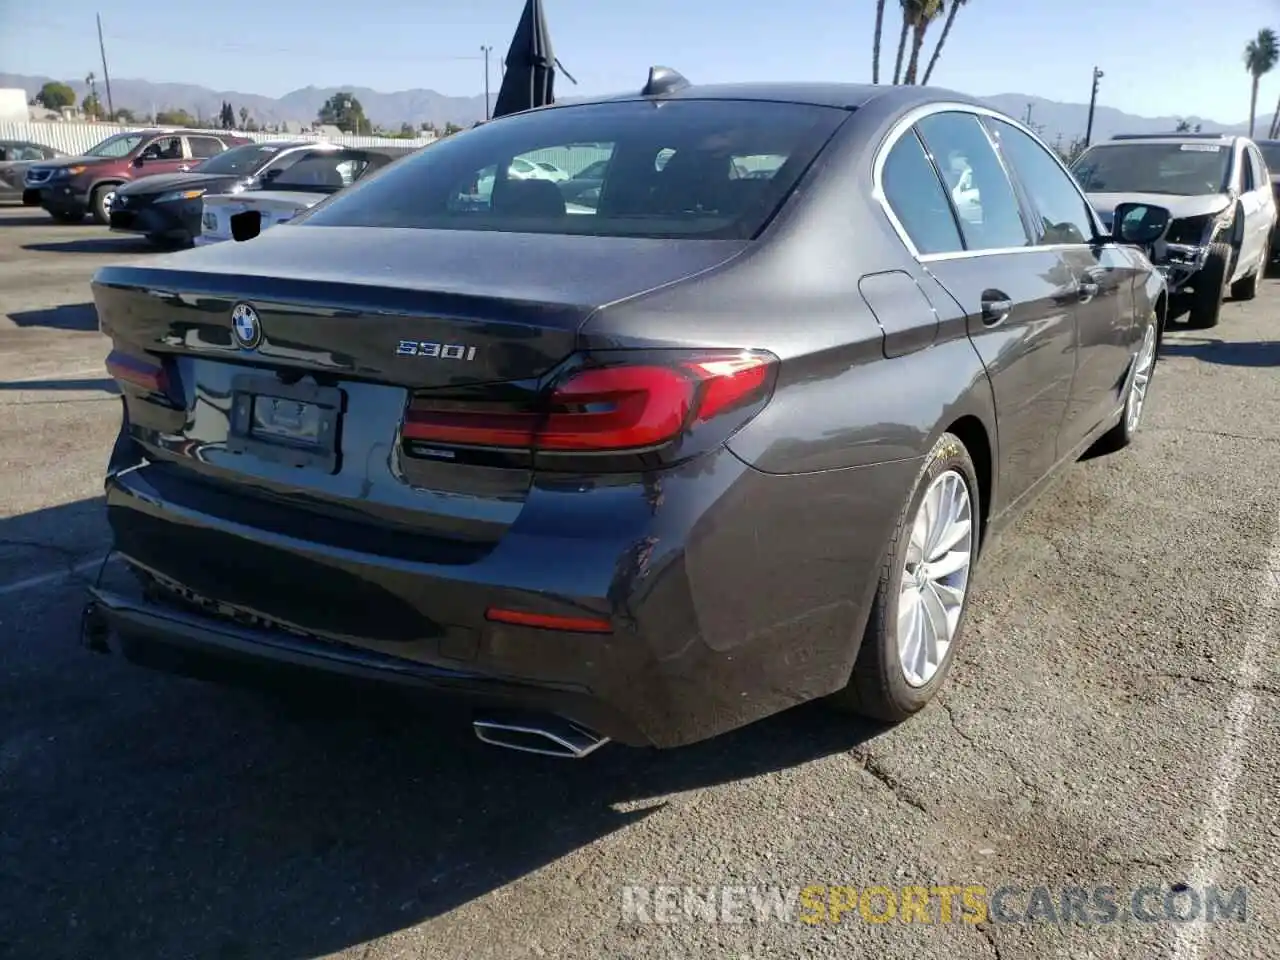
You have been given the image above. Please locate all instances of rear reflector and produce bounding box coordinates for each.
[485,607,614,633]
[106,350,168,392]
[403,350,776,454]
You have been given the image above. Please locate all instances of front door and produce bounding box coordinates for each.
[135,135,190,177]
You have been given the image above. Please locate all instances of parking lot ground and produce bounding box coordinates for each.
[0,203,1277,959]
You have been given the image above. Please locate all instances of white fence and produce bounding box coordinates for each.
[0,121,436,155]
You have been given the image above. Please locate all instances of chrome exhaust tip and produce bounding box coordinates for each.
[473,714,610,758]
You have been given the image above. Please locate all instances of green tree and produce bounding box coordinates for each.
[443,122,464,136]
[1244,28,1279,138]
[36,81,76,110]
[156,108,196,126]
[318,92,370,134]
[111,107,136,123]
[239,106,249,128]
[921,0,968,85]
[81,93,102,120]
[871,0,887,83]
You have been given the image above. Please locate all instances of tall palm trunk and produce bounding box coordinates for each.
[921,0,962,85]
[1250,75,1260,137]
[1269,93,1280,139]
[872,0,887,83]
[892,19,910,84]
[903,21,928,84]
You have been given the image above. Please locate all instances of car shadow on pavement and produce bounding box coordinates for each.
[22,237,157,255]
[0,213,65,227]
[0,495,884,959]
[7,302,99,331]
[1160,338,1280,367]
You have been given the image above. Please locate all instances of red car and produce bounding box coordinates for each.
[23,128,252,224]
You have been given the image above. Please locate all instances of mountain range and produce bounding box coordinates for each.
[0,72,1254,142]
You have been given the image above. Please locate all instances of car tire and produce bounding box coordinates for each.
[1186,242,1231,329]
[90,184,116,225]
[1229,238,1267,301]
[1088,311,1159,457]
[49,208,84,223]
[830,432,981,722]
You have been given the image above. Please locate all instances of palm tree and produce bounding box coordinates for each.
[891,1,912,84]
[872,0,888,83]
[1244,28,1279,137]
[921,0,967,85]
[902,0,945,85]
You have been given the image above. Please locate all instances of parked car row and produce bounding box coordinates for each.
[17,127,419,245]
[85,73,1192,757]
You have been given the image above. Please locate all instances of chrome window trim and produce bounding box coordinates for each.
[872,100,1108,262]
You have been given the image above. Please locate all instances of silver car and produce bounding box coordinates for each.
[0,140,63,202]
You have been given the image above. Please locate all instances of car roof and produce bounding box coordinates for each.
[544,78,986,114]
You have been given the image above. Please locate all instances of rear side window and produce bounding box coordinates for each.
[915,112,1030,251]
[301,100,848,240]
[187,136,225,159]
[880,130,964,255]
[986,118,1095,245]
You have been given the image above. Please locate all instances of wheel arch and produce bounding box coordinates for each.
[941,415,993,550]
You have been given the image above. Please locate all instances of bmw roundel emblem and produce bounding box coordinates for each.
[230,302,262,350]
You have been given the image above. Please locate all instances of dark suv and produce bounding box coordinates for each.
[23,129,251,225]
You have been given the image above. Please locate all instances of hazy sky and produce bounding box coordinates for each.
[2,0,1276,122]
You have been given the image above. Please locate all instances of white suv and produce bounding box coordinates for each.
[1071,133,1277,328]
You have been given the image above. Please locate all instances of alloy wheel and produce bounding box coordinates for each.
[1125,321,1157,434]
[897,469,974,688]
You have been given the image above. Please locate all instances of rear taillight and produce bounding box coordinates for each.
[402,349,778,469]
[106,349,168,393]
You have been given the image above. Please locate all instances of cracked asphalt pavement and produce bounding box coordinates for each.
[1,205,1277,959]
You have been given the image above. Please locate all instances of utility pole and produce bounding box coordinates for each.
[1084,66,1104,148]
[96,13,115,120]
[481,45,493,120]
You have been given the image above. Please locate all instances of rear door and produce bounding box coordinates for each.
[887,109,1077,510]
[984,116,1138,450]
[1243,144,1275,267]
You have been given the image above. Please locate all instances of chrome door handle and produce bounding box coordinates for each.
[980,295,1012,325]
[1078,280,1100,301]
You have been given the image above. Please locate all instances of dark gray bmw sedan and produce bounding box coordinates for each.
[86,70,1169,757]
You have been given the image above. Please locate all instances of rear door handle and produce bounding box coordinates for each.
[980,291,1013,325]
[1078,279,1100,301]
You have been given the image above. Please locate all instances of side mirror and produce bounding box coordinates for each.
[1112,202,1171,245]
[132,156,144,167]
[262,168,283,182]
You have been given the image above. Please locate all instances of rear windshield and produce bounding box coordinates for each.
[1070,142,1231,196]
[299,99,848,240]
[265,152,381,193]
[197,142,294,176]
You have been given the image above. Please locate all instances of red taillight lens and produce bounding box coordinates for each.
[402,350,777,455]
[485,607,613,633]
[106,349,168,393]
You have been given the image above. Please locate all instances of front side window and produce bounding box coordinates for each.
[880,129,964,255]
[1071,142,1231,196]
[141,137,183,161]
[300,99,848,240]
[987,118,1095,245]
[915,112,1031,251]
